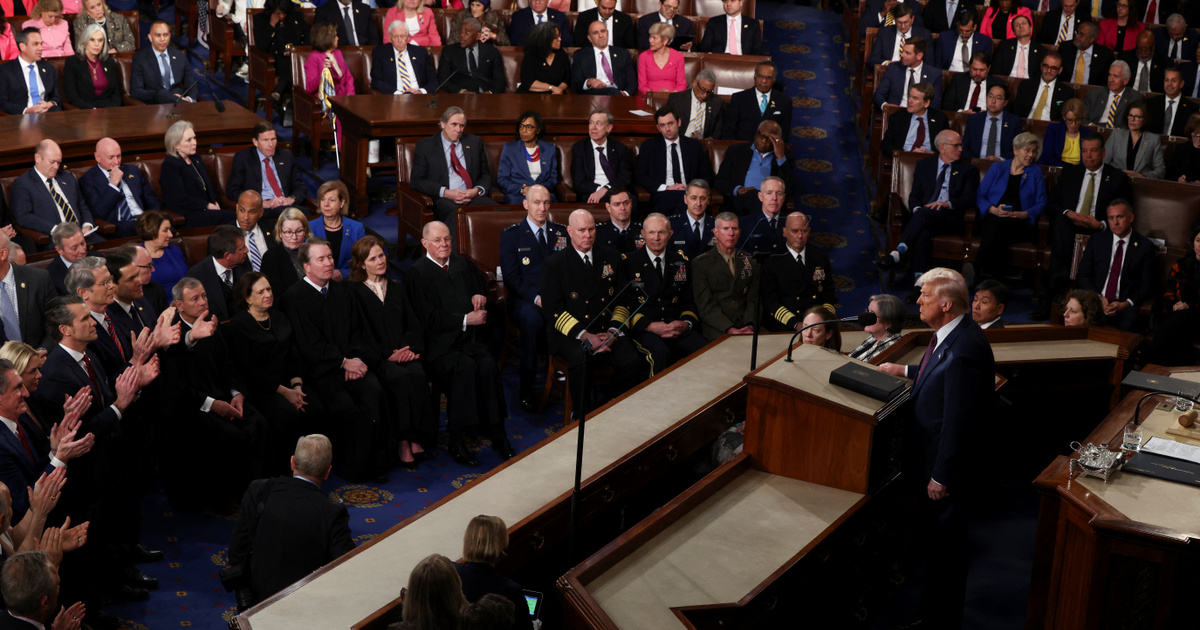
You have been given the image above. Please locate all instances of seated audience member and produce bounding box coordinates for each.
[252,0,308,112]
[47,222,87,295]
[63,23,120,109]
[571,19,636,96]
[693,212,759,341]
[1168,113,1200,182]
[0,16,16,62]
[1,551,87,630]
[11,140,97,241]
[637,22,685,98]
[942,51,1002,113]
[233,191,271,274]
[991,15,1046,79]
[1084,61,1144,127]
[1062,288,1106,326]
[1012,52,1072,121]
[935,13,993,73]
[160,120,236,227]
[23,0,71,57]
[80,138,160,238]
[404,225,513,465]
[410,106,496,245]
[624,212,706,373]
[305,22,354,146]
[498,111,558,204]
[798,305,842,352]
[860,0,923,36]
[1074,199,1155,330]
[571,108,633,204]
[0,28,63,114]
[873,37,942,111]
[448,0,510,47]
[259,207,308,299]
[1146,68,1198,137]
[669,180,716,259]
[880,83,949,156]
[383,0,442,47]
[314,0,379,47]
[849,294,906,361]
[668,71,725,140]
[1143,223,1200,365]
[459,595,516,630]
[130,20,190,105]
[699,0,763,54]
[868,4,933,66]
[139,211,187,299]
[573,0,633,50]
[517,23,569,94]
[226,122,307,214]
[227,435,355,610]
[964,85,1020,160]
[1120,30,1167,93]
[72,0,134,53]
[636,0,692,51]
[1105,104,1166,178]
[716,120,791,216]
[507,0,571,47]
[725,61,791,142]
[1098,0,1144,52]
[1037,98,1096,166]
[1156,14,1198,62]
[388,554,467,630]
[595,189,642,253]
[454,515,533,630]
[736,176,787,256]
[974,132,1046,281]
[0,233,51,348]
[972,278,1009,329]
[183,225,248,321]
[371,21,436,95]
[636,106,714,216]
[309,180,365,282]
[437,17,506,94]
[980,0,1032,39]
[1036,0,1085,45]
[761,212,835,331]
[1059,21,1114,86]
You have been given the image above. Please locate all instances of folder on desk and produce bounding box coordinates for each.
[1123,451,1200,488]
[828,363,908,402]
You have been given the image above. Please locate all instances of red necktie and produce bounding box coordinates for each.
[15,423,34,463]
[105,314,125,361]
[263,157,284,197]
[915,333,938,384]
[969,81,981,110]
[81,353,101,396]
[1144,0,1156,23]
[442,264,448,271]
[1104,239,1125,302]
[449,143,473,190]
[913,116,926,150]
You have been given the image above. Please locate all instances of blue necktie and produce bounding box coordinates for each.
[159,53,172,90]
[0,285,20,344]
[28,64,40,105]
[246,230,262,271]
[759,92,768,114]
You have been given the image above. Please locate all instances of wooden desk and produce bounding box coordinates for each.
[0,101,263,172]
[328,94,658,210]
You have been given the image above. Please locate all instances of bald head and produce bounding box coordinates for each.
[236,190,264,231]
[94,137,123,171]
[567,209,596,252]
[783,211,811,252]
[34,140,62,178]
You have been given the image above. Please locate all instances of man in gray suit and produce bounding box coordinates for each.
[0,231,52,348]
[668,70,725,139]
[1084,60,1144,127]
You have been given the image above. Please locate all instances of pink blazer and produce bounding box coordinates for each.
[304,49,356,97]
[381,7,442,46]
[0,28,16,61]
[979,6,1033,39]
[61,0,80,12]
[547,0,570,10]
[1097,18,1145,51]
[637,48,685,97]
[23,18,71,57]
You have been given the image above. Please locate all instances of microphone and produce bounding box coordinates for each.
[427,68,463,108]
[579,275,649,355]
[784,312,878,363]
[166,74,201,118]
[192,69,226,112]
[734,216,767,259]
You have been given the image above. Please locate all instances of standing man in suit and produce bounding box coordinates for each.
[499,186,567,411]
[761,213,836,332]
[1038,0,1088,45]
[637,106,715,215]
[1145,68,1198,135]
[66,257,126,377]
[716,120,791,216]
[963,85,1021,160]
[724,61,791,142]
[668,71,725,140]
[370,21,436,95]
[941,51,1003,112]
[1059,21,1114,85]
[0,28,62,114]
[183,225,248,322]
[1084,61,1144,126]
[0,231,52,349]
[10,140,97,242]
[595,189,643,253]
[867,4,934,66]
[1120,30,1169,93]
[570,20,636,96]
[573,0,635,50]
[669,180,716,259]
[698,0,764,55]
[47,224,87,297]
[881,83,950,156]
[227,435,355,609]
[410,106,495,245]
[1074,200,1156,330]
[636,0,693,50]
[1012,51,1074,120]
[991,15,1047,79]
[79,138,161,239]
[873,38,943,110]
[130,20,192,104]
[508,0,573,47]
[879,268,994,630]
[692,211,758,341]
[934,13,994,73]
[437,18,506,94]
[225,123,306,215]
[571,108,633,204]
[314,0,379,47]
[1156,14,1199,62]
[924,0,975,35]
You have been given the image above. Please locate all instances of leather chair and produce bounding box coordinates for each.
[209,4,245,82]
[246,8,316,119]
[290,45,374,168]
[500,46,523,93]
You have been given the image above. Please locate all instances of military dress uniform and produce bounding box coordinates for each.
[737,211,787,256]
[762,246,836,332]
[595,220,645,254]
[691,247,760,341]
[499,219,569,399]
[623,248,708,375]
[541,245,645,417]
[668,212,716,259]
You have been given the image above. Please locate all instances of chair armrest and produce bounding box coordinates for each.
[18,227,50,248]
[164,210,187,227]
[93,219,117,236]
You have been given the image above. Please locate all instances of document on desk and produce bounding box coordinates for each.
[629,109,653,116]
[1141,437,1200,465]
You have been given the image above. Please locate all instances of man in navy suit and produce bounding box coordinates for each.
[1061,22,1115,85]
[224,123,306,217]
[636,0,693,50]
[573,0,635,50]
[1144,67,1199,135]
[1011,51,1075,120]
[880,268,994,630]
[65,257,129,379]
[698,0,763,55]
[724,60,791,141]
[669,181,716,259]
[437,18,507,94]
[130,20,193,104]
[571,108,633,204]
[873,37,943,110]
[410,106,496,245]
[0,231,54,349]
[867,4,933,66]
[508,0,573,47]
[881,83,950,156]
[10,141,97,243]
[716,120,791,216]
[1156,14,1199,63]
[498,186,568,411]
[183,226,248,322]
[1074,200,1156,331]
[667,71,726,140]
[923,0,975,35]
[570,20,636,96]
[736,177,787,256]
[314,0,379,47]
[48,224,87,297]
[369,21,436,95]
[79,138,162,239]
[1037,0,1089,45]
[963,85,1021,160]
[933,13,993,73]
[0,28,63,115]
[941,51,1003,112]
[636,106,715,216]
[991,15,1048,79]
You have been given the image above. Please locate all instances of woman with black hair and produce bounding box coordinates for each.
[497,110,558,203]
[516,21,568,94]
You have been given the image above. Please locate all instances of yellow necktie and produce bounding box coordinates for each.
[1074,51,1087,84]
[1033,83,1050,119]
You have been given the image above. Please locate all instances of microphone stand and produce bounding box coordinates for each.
[734,218,769,371]
[192,69,227,113]
[427,68,463,108]
[167,75,201,119]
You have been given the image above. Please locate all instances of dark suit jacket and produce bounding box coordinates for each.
[963,110,1022,159]
[411,132,493,199]
[0,416,54,522]
[1180,61,1200,97]
[282,278,374,380]
[991,38,1049,78]
[932,31,994,71]
[1118,49,1169,93]
[499,219,568,307]
[941,73,1004,112]
[668,212,715,260]
[79,164,161,226]
[1076,229,1157,305]
[881,108,951,155]
[47,256,69,296]
[570,138,632,199]
[907,156,979,215]
[159,154,219,216]
[924,0,976,34]
[541,244,629,353]
[0,609,42,629]
[569,45,637,95]
[761,247,835,330]
[0,58,63,114]
[368,43,436,94]
[634,135,715,193]
[697,14,764,55]
[437,42,506,93]
[10,264,53,349]
[497,140,558,201]
[860,0,924,35]
[667,88,725,139]
[107,297,155,357]
[347,278,424,366]
[736,212,786,256]
[404,255,491,364]
[715,142,793,199]
[1144,94,1199,136]
[314,0,380,46]
[130,45,190,104]
[455,562,534,630]
[1083,86,1144,127]
[691,246,758,340]
[227,476,354,604]
[1049,163,1131,217]
[509,7,573,47]
[1155,26,1200,61]
[184,256,244,322]
[33,344,120,448]
[1058,41,1115,85]
[11,168,93,236]
[1011,77,1075,120]
[867,25,936,66]
[635,12,693,50]
[225,147,307,202]
[621,247,697,330]
[573,9,636,50]
[63,54,121,109]
[1036,8,1089,45]
[873,61,944,109]
[724,86,792,141]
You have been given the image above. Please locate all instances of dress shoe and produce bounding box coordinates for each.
[123,566,159,590]
[110,583,151,602]
[85,610,122,630]
[875,253,899,270]
[493,435,516,460]
[119,543,165,563]
[447,440,480,467]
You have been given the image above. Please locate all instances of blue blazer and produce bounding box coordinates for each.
[497,140,559,204]
[10,168,93,237]
[129,45,190,104]
[368,43,436,94]
[78,164,162,225]
[0,417,55,522]
[976,160,1047,225]
[0,58,63,114]
[668,213,715,260]
[867,25,935,66]
[569,45,637,95]
[962,111,1021,160]
[1037,123,1096,166]
[933,30,993,70]
[499,219,568,307]
[309,216,365,280]
[508,8,573,47]
[873,61,944,109]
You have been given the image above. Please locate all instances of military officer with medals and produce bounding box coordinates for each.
[762,212,837,332]
[692,210,759,341]
[594,188,644,253]
[669,179,716,259]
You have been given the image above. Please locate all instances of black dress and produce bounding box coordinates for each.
[261,245,303,307]
[516,50,570,93]
[977,172,1031,276]
[455,562,534,630]
[1168,143,1200,182]
[253,9,309,95]
[159,154,236,227]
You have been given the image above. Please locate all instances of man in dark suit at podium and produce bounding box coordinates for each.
[572,0,635,50]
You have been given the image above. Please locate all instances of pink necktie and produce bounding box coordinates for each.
[600,52,615,85]
[1016,46,1027,78]
[728,17,739,55]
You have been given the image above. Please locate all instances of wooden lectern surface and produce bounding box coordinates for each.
[242,334,794,630]
[894,337,1119,366]
[756,343,906,416]
[585,469,862,630]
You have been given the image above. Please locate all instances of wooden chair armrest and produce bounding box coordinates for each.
[93,219,117,236]
[18,227,50,248]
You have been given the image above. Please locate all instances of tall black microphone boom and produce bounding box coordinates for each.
[427,69,463,108]
[166,74,201,118]
[191,69,226,112]
[784,312,878,363]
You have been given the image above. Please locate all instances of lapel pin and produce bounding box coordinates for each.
[20,283,25,289]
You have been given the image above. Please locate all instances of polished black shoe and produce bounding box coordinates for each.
[120,543,165,563]
[124,566,160,590]
[111,583,151,602]
[447,440,480,467]
[493,435,517,460]
[875,253,898,270]
[86,610,123,630]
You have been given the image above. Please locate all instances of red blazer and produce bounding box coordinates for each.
[979,6,1033,39]
[0,0,36,18]
[1097,18,1145,51]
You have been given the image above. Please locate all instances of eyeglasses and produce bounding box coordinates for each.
[1063,116,1081,123]
[518,123,538,130]
[1127,114,1144,119]
[1041,63,1061,70]
[137,263,155,270]
[694,84,715,95]
[281,229,307,237]
[754,73,775,80]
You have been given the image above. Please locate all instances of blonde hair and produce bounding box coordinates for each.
[916,267,969,312]
[164,120,194,158]
[462,515,508,565]
[648,21,675,41]
[273,207,310,245]
[31,0,63,18]
[0,342,40,376]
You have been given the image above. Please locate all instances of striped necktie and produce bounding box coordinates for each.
[246,230,262,271]
[1057,16,1070,44]
[47,179,78,224]
[1104,93,1120,127]
[397,53,415,92]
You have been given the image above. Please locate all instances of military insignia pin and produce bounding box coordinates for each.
[522,257,530,265]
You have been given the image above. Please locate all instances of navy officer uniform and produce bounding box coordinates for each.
[761,244,836,332]
[498,217,568,403]
[736,211,786,256]
[622,248,707,375]
[595,219,644,254]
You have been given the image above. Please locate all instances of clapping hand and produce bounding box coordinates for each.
[191,312,218,341]
[50,602,86,630]
[61,517,88,552]
[30,468,68,519]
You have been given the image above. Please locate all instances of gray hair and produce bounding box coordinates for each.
[1111,60,1131,81]
[648,21,675,40]
[1013,131,1040,152]
[869,294,906,335]
[916,267,969,312]
[1167,13,1185,27]
[164,120,194,158]
[293,434,333,477]
[933,129,959,150]
[0,551,56,618]
[0,358,15,396]
[387,20,410,37]
[714,211,739,225]
[172,276,203,302]
[440,106,465,124]
[590,107,614,125]
[761,175,786,189]
[51,222,82,249]
[1078,21,1097,37]
[696,69,716,84]
[75,22,109,60]
[65,256,107,295]
[686,178,710,192]
[44,295,86,342]
[461,16,482,31]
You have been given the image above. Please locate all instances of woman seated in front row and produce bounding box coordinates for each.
[159,120,237,227]
[517,22,569,94]
[24,0,72,57]
[497,110,559,204]
[309,180,365,282]
[63,23,121,109]
[975,132,1046,282]
[638,22,686,98]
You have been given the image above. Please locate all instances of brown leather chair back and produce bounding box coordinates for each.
[180,233,211,266]
[700,54,766,93]
[500,46,523,93]
[458,208,527,267]
[1132,178,1200,251]
[706,139,737,174]
[426,44,443,72]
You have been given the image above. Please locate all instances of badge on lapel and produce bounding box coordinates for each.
[813,267,825,281]
[601,263,613,279]
[554,235,567,250]
[522,257,530,265]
